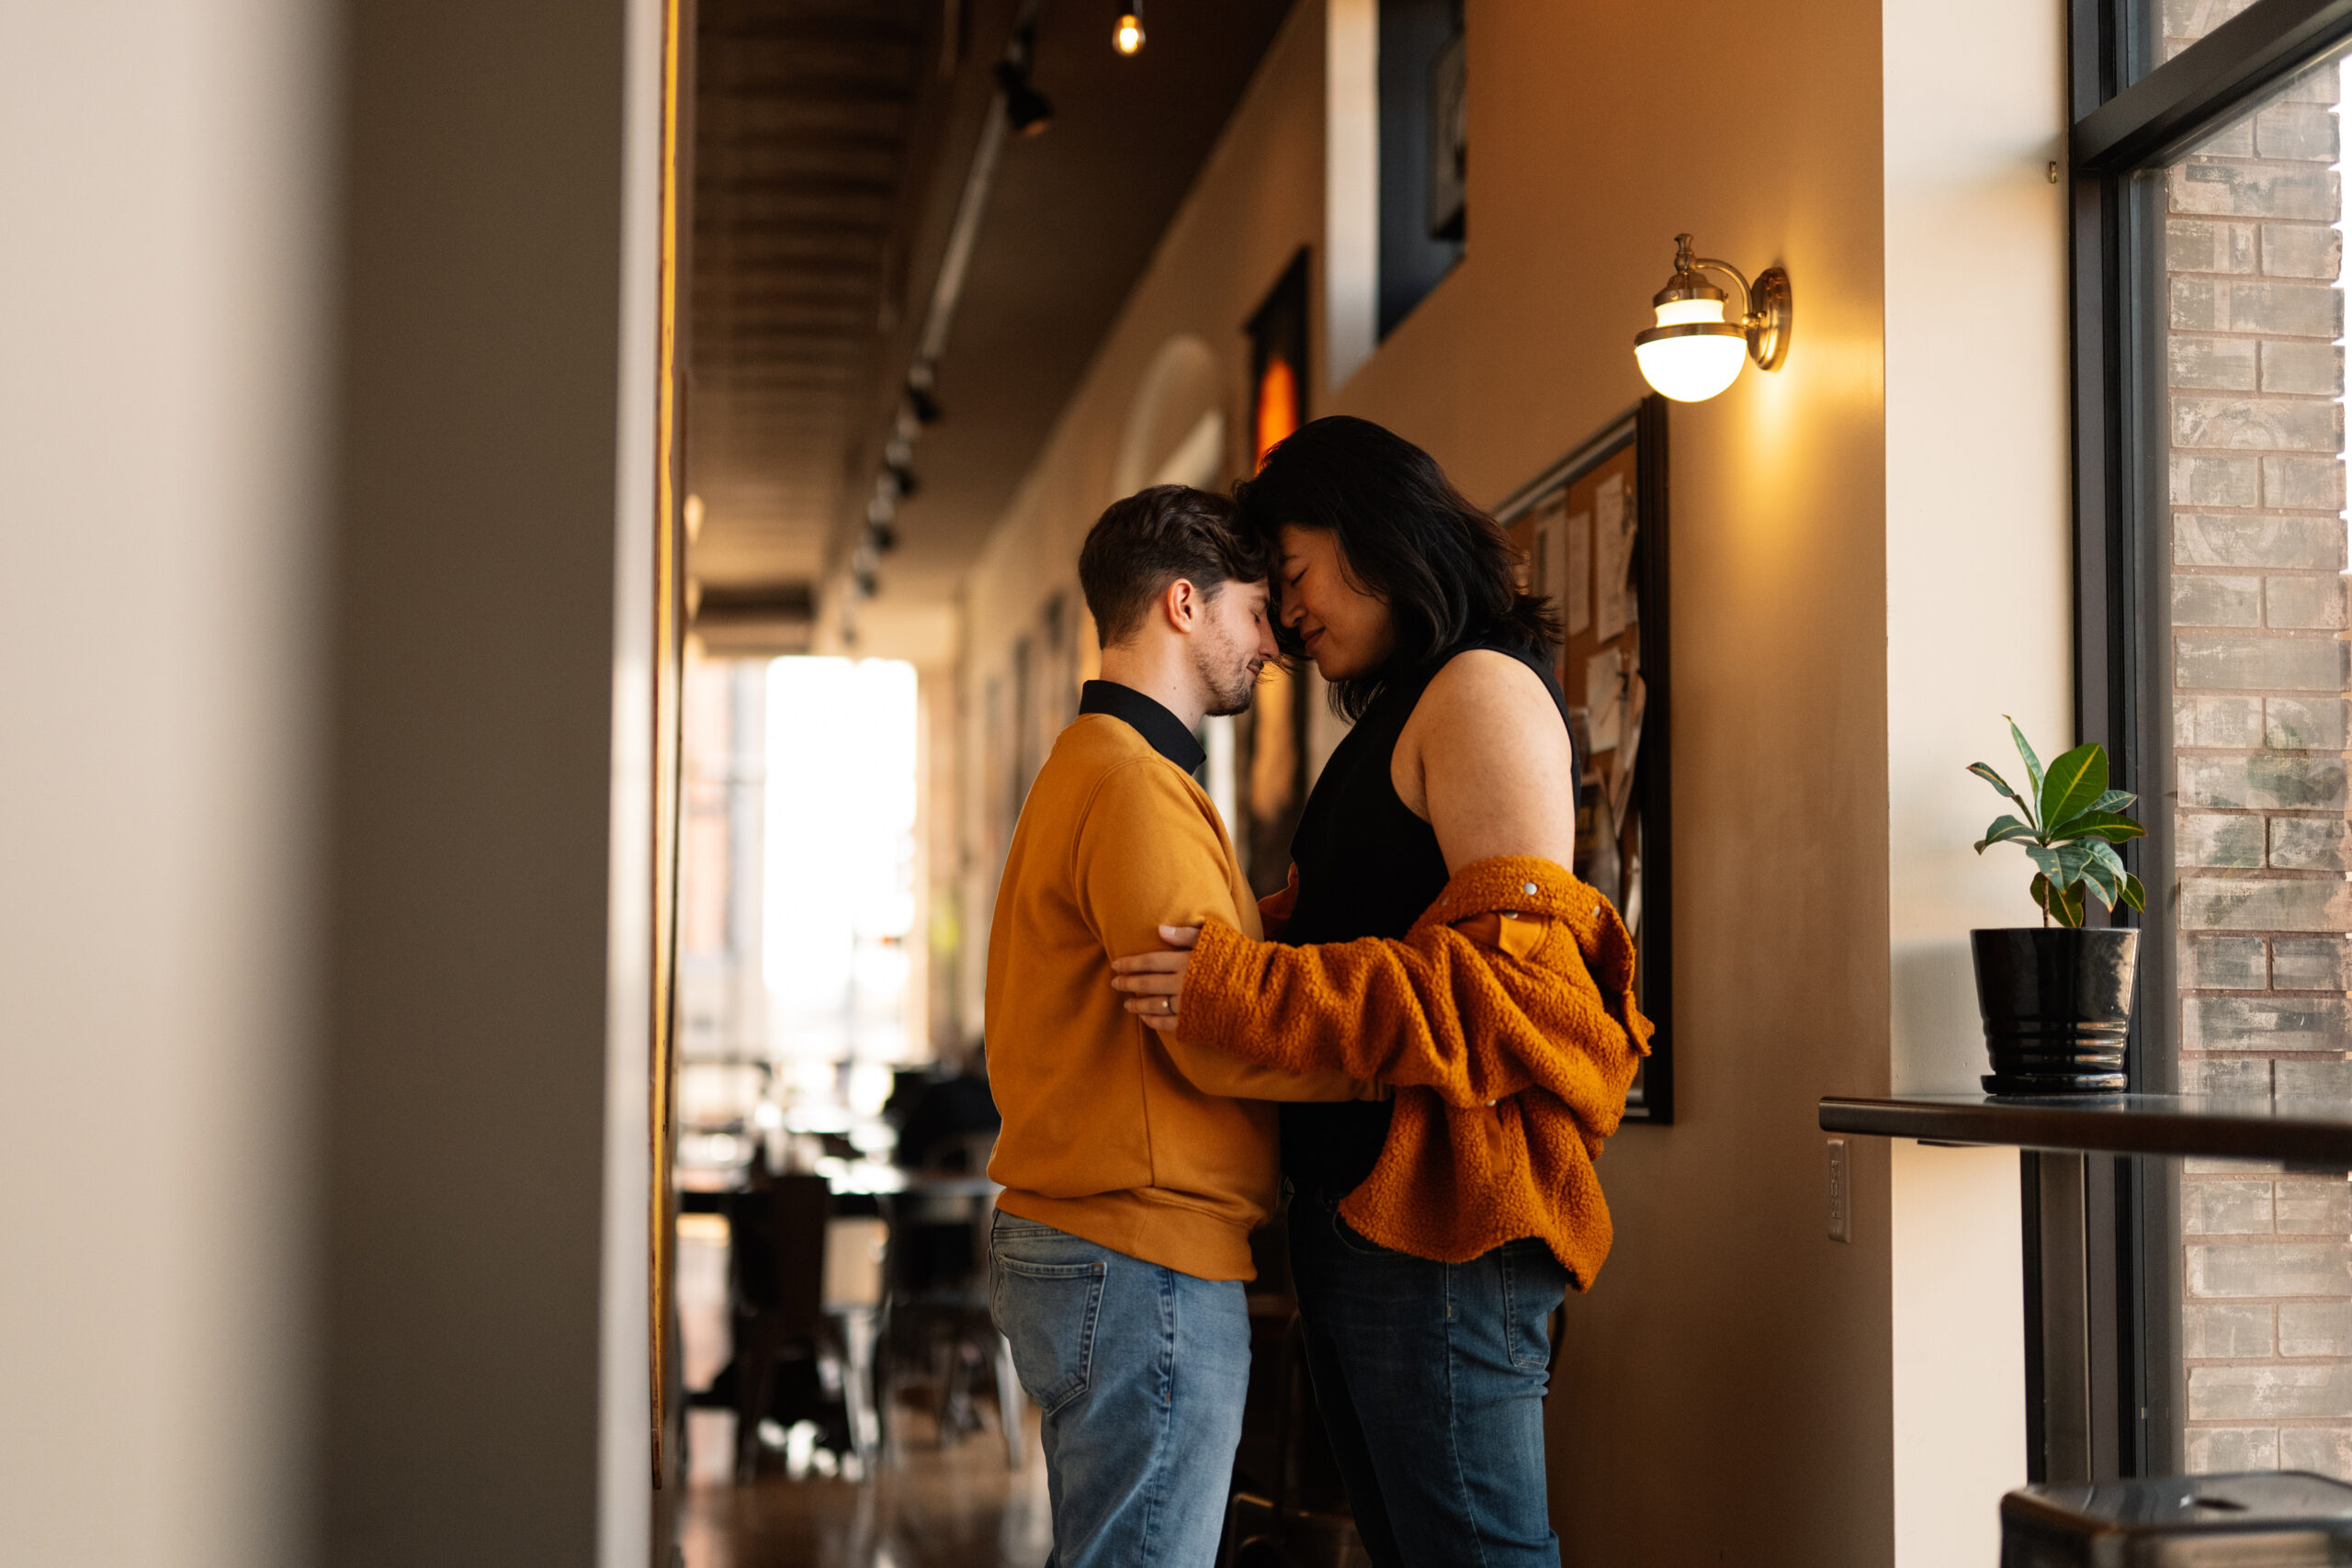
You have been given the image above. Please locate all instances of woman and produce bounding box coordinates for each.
[1110,416,1650,1567]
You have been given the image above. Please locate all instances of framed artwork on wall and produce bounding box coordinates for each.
[1495,396,1673,1122]
[1238,249,1312,897]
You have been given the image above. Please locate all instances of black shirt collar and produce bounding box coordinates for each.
[1080,680,1205,773]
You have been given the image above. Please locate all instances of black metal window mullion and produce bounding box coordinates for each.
[2076,0,2352,171]
[2057,0,2352,1483]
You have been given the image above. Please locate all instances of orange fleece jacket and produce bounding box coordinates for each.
[1178,855,1651,1287]
[984,712,1367,1282]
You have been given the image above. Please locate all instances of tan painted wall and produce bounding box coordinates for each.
[955,0,2068,1559]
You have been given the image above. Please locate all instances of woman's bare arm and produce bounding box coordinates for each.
[1394,649,1577,873]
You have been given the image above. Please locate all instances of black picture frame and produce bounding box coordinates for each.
[1493,396,1673,1122]
[1238,250,1314,897]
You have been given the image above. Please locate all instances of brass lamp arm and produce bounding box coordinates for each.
[1659,232,1792,373]
[1688,256,1757,324]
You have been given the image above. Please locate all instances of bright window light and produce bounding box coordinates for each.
[763,658,920,1078]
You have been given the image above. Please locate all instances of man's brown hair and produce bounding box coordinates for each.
[1077,484,1272,649]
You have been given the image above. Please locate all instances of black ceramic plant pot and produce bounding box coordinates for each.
[1970,927,2140,1095]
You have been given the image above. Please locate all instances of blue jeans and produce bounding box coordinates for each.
[1289,1193,1568,1568]
[988,1211,1250,1568]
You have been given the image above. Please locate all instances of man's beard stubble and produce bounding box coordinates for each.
[1197,639,1263,718]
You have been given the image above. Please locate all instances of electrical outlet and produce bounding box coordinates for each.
[1826,1136,1851,1244]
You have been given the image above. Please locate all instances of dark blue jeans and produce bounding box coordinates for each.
[1289,1193,1568,1568]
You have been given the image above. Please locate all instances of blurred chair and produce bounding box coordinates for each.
[878,1133,1025,1469]
[724,1173,888,1481]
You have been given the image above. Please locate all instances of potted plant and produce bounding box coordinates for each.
[1967,719,2147,1095]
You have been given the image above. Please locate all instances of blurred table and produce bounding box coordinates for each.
[676,1158,998,1211]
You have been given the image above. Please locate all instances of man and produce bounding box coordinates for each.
[984,485,1370,1568]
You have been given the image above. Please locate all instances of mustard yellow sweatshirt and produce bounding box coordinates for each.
[984,682,1364,1280]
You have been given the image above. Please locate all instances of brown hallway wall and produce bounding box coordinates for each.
[952,2,1899,1562]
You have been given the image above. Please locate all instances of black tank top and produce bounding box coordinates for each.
[1280,636,1574,1199]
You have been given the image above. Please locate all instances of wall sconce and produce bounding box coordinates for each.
[1633,234,1792,402]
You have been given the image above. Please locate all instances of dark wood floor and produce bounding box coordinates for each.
[678,1408,1051,1568]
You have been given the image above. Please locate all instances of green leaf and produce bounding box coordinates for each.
[2077,852,2123,909]
[2088,789,2136,813]
[1975,815,2038,853]
[1968,761,2033,821]
[2007,716,2045,800]
[2048,809,2146,845]
[2031,874,2086,928]
[2037,742,2109,840]
[2120,873,2146,913]
[2050,840,2100,891]
[2025,843,2063,882]
[2085,840,2130,880]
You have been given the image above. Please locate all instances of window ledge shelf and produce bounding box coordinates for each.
[1818,1093,2352,1165]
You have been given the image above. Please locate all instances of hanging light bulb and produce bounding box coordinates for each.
[1114,3,1146,54]
[1632,233,1792,402]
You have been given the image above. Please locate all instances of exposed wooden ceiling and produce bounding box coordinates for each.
[686,0,1297,654]
[688,0,939,604]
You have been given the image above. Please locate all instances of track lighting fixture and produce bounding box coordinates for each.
[868,519,899,556]
[1114,4,1145,54]
[885,463,919,502]
[905,383,942,425]
[995,58,1054,136]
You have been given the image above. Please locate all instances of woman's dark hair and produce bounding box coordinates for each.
[1235,415,1560,720]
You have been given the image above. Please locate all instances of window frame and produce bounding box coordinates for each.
[2063,0,2352,1483]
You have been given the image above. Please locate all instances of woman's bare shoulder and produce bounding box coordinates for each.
[1417,648,1559,726]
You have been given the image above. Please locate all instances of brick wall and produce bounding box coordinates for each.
[2164,16,2352,1474]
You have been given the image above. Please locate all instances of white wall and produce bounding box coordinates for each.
[0,1,664,1562]
[0,2,330,1562]
[1883,0,2070,1556]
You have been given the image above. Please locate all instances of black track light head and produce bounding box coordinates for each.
[994,60,1054,137]
[906,384,943,425]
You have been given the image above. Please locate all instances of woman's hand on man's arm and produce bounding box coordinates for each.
[1112,924,1197,1032]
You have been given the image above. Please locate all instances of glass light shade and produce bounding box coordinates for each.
[1114,13,1145,52]
[1635,295,1748,402]
[1653,297,1727,328]
[1635,333,1747,400]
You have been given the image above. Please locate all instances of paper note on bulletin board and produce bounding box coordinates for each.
[1593,473,1630,642]
[1497,399,1670,1123]
[1504,441,1643,924]
[1565,507,1591,636]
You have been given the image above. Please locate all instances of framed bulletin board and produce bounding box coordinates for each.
[1497,396,1672,1122]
